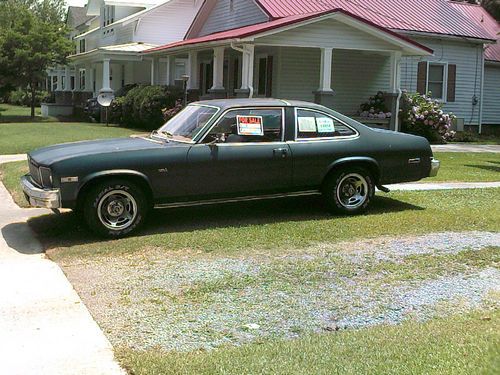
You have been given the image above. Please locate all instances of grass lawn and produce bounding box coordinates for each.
[116,310,499,375]
[0,103,50,123]
[427,152,500,182]
[0,121,140,154]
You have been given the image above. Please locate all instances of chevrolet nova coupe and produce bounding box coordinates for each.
[22,98,440,237]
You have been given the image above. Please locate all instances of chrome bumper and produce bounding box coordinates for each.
[21,175,61,209]
[429,158,440,177]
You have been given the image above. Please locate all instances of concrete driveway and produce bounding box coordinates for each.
[0,182,124,375]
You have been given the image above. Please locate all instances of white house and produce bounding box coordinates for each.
[53,0,499,133]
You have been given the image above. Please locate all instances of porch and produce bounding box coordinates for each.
[144,10,432,130]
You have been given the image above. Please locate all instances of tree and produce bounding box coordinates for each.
[0,0,72,117]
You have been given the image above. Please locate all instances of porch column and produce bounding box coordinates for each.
[160,56,171,85]
[388,51,402,132]
[56,67,63,91]
[74,66,81,91]
[64,66,72,91]
[208,46,226,98]
[314,48,335,108]
[102,58,111,91]
[150,58,157,85]
[186,51,199,100]
[84,64,92,92]
[235,44,255,98]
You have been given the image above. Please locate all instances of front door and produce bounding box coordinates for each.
[186,107,292,198]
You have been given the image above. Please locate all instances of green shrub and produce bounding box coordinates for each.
[399,91,456,144]
[7,89,50,107]
[120,85,183,130]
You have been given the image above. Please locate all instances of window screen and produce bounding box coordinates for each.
[427,64,445,100]
[296,109,356,139]
[205,108,283,143]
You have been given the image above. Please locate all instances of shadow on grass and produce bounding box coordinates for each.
[23,195,424,252]
[465,163,500,173]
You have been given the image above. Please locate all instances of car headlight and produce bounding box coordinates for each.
[39,167,53,188]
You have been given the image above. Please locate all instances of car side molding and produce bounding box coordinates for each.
[79,169,153,192]
[326,156,380,175]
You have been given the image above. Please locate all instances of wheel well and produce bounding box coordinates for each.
[76,174,154,211]
[322,161,380,188]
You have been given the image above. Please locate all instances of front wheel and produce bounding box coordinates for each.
[323,168,375,214]
[83,179,148,238]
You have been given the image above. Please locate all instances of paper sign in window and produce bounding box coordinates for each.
[298,117,317,132]
[317,117,335,133]
[237,115,264,136]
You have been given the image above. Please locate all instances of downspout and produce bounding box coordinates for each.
[478,46,485,134]
[230,42,254,98]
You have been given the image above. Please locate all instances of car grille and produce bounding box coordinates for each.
[29,159,42,187]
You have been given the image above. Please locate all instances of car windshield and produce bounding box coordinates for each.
[157,105,219,143]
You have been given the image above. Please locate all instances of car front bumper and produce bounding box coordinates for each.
[21,175,61,209]
[429,158,440,177]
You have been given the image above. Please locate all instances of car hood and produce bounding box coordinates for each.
[29,136,179,165]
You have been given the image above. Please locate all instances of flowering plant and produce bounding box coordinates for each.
[359,91,392,120]
[399,91,456,143]
[162,99,184,122]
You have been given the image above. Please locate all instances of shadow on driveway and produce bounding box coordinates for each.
[1,221,45,255]
[18,195,424,252]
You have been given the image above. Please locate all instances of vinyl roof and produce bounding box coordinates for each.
[255,0,496,41]
[449,1,500,62]
[145,9,433,55]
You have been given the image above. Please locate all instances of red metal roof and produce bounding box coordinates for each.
[449,1,500,62]
[256,0,495,41]
[145,8,433,54]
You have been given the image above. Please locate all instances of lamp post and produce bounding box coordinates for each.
[181,74,190,107]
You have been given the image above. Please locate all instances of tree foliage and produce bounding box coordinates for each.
[0,0,72,117]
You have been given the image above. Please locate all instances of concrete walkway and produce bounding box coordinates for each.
[385,181,500,191]
[0,154,27,164]
[0,182,124,375]
[432,144,500,153]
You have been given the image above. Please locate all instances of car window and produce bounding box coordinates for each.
[296,109,357,139]
[203,108,283,144]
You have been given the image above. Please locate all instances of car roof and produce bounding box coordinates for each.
[193,98,326,111]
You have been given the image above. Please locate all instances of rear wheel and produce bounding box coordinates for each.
[323,167,375,214]
[83,179,147,238]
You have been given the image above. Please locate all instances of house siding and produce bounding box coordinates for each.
[199,0,268,37]
[256,18,401,52]
[400,36,484,126]
[134,0,204,45]
[275,47,390,115]
[483,64,500,125]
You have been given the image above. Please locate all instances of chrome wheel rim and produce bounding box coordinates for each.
[336,173,369,209]
[97,190,137,231]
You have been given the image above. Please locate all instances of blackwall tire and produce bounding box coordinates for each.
[83,179,147,238]
[323,167,375,215]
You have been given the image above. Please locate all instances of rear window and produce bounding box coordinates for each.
[296,109,357,139]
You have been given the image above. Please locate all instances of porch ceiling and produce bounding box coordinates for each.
[144,9,433,56]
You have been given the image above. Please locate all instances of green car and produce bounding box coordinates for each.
[21,99,439,238]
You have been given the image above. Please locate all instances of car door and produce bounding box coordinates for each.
[288,108,360,190]
[185,107,292,198]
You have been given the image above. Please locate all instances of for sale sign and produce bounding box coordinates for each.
[237,115,264,136]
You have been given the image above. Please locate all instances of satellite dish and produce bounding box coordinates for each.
[97,88,115,107]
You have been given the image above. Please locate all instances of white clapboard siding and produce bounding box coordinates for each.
[331,50,391,115]
[199,0,268,37]
[134,0,204,45]
[400,37,484,126]
[275,47,390,114]
[115,23,136,44]
[275,47,320,103]
[482,64,500,125]
[256,19,400,52]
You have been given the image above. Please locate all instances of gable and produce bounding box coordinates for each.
[193,0,269,38]
[255,18,404,52]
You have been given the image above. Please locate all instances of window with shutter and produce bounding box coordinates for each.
[417,61,427,95]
